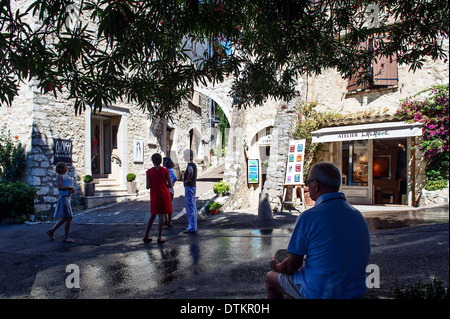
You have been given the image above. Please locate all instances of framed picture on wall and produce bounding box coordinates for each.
[134,138,144,163]
[374,155,391,179]
[247,159,259,184]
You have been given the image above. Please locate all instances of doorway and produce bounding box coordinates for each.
[373,138,407,204]
[91,115,112,177]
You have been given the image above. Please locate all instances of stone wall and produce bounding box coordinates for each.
[419,187,449,206]
[169,92,212,174]
[223,96,297,211]
[307,39,449,116]
[262,99,301,211]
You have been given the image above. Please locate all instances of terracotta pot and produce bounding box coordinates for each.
[209,209,221,215]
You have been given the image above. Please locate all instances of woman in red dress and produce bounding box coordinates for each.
[143,153,173,244]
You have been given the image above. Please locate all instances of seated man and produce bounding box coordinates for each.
[265,162,371,299]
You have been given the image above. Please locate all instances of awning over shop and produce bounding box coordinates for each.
[311,121,423,143]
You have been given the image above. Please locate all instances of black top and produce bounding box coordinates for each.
[183,162,197,187]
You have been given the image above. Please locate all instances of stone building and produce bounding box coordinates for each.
[2,2,448,215]
[1,1,230,214]
[0,76,221,213]
[222,38,449,211]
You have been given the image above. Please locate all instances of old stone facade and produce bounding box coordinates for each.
[2,1,449,214]
[222,40,449,211]
[0,76,216,214]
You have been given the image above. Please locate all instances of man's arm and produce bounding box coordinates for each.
[185,166,193,183]
[270,253,303,274]
[166,173,173,189]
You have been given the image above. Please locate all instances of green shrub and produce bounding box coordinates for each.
[425,180,448,191]
[83,175,94,183]
[213,180,230,194]
[0,180,37,221]
[207,201,223,211]
[126,173,136,182]
[0,125,26,182]
[393,280,449,299]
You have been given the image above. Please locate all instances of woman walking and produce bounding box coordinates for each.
[46,162,76,243]
[144,153,173,244]
[163,156,177,228]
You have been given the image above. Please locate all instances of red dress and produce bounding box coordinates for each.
[146,167,173,216]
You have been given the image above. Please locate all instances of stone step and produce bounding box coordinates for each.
[93,178,117,184]
[82,178,138,209]
[82,190,138,209]
[95,182,121,189]
[89,189,128,196]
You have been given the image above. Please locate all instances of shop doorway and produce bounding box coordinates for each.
[373,138,407,204]
[91,115,112,178]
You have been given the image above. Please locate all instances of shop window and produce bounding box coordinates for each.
[347,35,398,92]
[342,140,369,186]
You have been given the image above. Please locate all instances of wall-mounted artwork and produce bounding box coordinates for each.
[247,159,259,184]
[134,138,144,163]
[374,155,391,179]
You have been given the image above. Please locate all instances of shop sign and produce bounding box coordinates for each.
[53,139,72,165]
[258,134,272,146]
[312,122,423,143]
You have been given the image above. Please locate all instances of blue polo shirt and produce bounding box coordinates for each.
[287,192,371,299]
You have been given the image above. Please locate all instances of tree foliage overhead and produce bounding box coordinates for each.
[0,0,448,119]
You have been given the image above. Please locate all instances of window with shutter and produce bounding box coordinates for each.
[347,39,369,92]
[347,35,398,92]
[372,35,398,87]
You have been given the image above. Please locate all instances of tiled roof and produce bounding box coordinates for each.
[320,113,409,128]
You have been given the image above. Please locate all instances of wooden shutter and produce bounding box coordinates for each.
[347,40,368,92]
[372,35,398,86]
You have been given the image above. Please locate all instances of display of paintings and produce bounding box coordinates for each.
[247,159,260,184]
[284,139,306,185]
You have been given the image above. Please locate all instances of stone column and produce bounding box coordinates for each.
[263,99,299,212]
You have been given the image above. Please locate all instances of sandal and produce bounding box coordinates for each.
[46,230,55,241]
[143,237,152,243]
[63,238,75,243]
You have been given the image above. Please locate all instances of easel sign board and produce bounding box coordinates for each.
[284,139,306,185]
[247,159,259,184]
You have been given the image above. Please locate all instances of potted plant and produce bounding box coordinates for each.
[261,159,269,173]
[213,180,231,197]
[207,201,223,215]
[83,175,95,196]
[126,173,137,194]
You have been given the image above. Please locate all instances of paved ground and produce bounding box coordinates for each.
[0,164,448,302]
